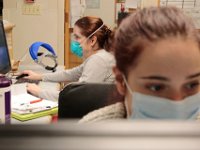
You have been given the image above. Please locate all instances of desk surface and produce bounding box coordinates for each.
[18,64,65,73]
[11,65,64,124]
[11,82,59,124]
[13,64,64,90]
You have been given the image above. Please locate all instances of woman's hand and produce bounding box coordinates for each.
[26,83,41,97]
[22,70,42,80]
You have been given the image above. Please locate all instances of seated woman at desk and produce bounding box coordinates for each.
[79,6,200,122]
[20,16,115,101]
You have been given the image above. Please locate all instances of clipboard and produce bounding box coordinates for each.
[12,107,58,121]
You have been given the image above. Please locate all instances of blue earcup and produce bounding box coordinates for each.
[29,42,56,60]
[29,42,58,72]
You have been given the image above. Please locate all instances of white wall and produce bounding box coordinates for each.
[3,0,64,65]
[84,0,115,28]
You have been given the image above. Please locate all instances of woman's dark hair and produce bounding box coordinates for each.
[75,16,113,51]
[113,6,200,75]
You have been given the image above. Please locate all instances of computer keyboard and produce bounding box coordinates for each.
[14,78,40,85]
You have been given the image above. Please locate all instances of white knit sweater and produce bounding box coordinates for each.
[79,102,126,123]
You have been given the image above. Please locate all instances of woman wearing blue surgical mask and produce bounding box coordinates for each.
[79,7,200,123]
[21,16,115,101]
[71,19,104,59]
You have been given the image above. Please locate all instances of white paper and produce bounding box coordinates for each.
[11,93,58,114]
[125,0,138,8]
[71,0,80,6]
[86,0,100,9]
[11,83,27,95]
[70,0,86,27]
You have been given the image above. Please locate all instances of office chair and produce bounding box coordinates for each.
[58,83,124,119]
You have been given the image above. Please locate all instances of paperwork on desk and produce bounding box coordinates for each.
[12,93,57,114]
[11,83,58,121]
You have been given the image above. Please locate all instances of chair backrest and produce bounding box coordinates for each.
[58,83,124,119]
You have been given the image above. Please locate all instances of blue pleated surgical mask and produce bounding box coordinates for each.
[70,41,83,58]
[70,23,104,58]
[123,75,200,120]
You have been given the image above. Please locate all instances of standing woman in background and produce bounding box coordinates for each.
[21,16,115,100]
[80,6,200,123]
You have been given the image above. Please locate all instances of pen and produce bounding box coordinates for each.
[20,99,43,105]
[30,99,42,104]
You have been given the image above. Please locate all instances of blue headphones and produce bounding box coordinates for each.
[29,42,58,72]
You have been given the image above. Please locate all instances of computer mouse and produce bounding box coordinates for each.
[16,74,29,80]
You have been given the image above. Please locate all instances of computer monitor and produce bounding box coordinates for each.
[0,20,11,75]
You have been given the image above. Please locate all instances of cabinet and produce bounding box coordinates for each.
[64,0,83,69]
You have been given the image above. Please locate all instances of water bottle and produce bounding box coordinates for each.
[0,76,11,124]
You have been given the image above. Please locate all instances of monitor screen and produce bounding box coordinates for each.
[0,20,11,74]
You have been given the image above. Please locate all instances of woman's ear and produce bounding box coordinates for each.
[90,36,97,47]
[113,66,126,96]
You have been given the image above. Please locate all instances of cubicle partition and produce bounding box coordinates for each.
[0,120,200,150]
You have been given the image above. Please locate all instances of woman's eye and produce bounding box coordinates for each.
[146,84,165,92]
[74,37,79,40]
[185,82,200,90]
[73,35,80,40]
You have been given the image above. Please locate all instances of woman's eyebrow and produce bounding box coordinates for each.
[186,72,200,79]
[140,76,169,81]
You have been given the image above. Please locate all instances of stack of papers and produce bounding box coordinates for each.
[12,93,58,114]
[11,83,58,121]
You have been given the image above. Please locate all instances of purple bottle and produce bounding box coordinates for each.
[0,76,11,124]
